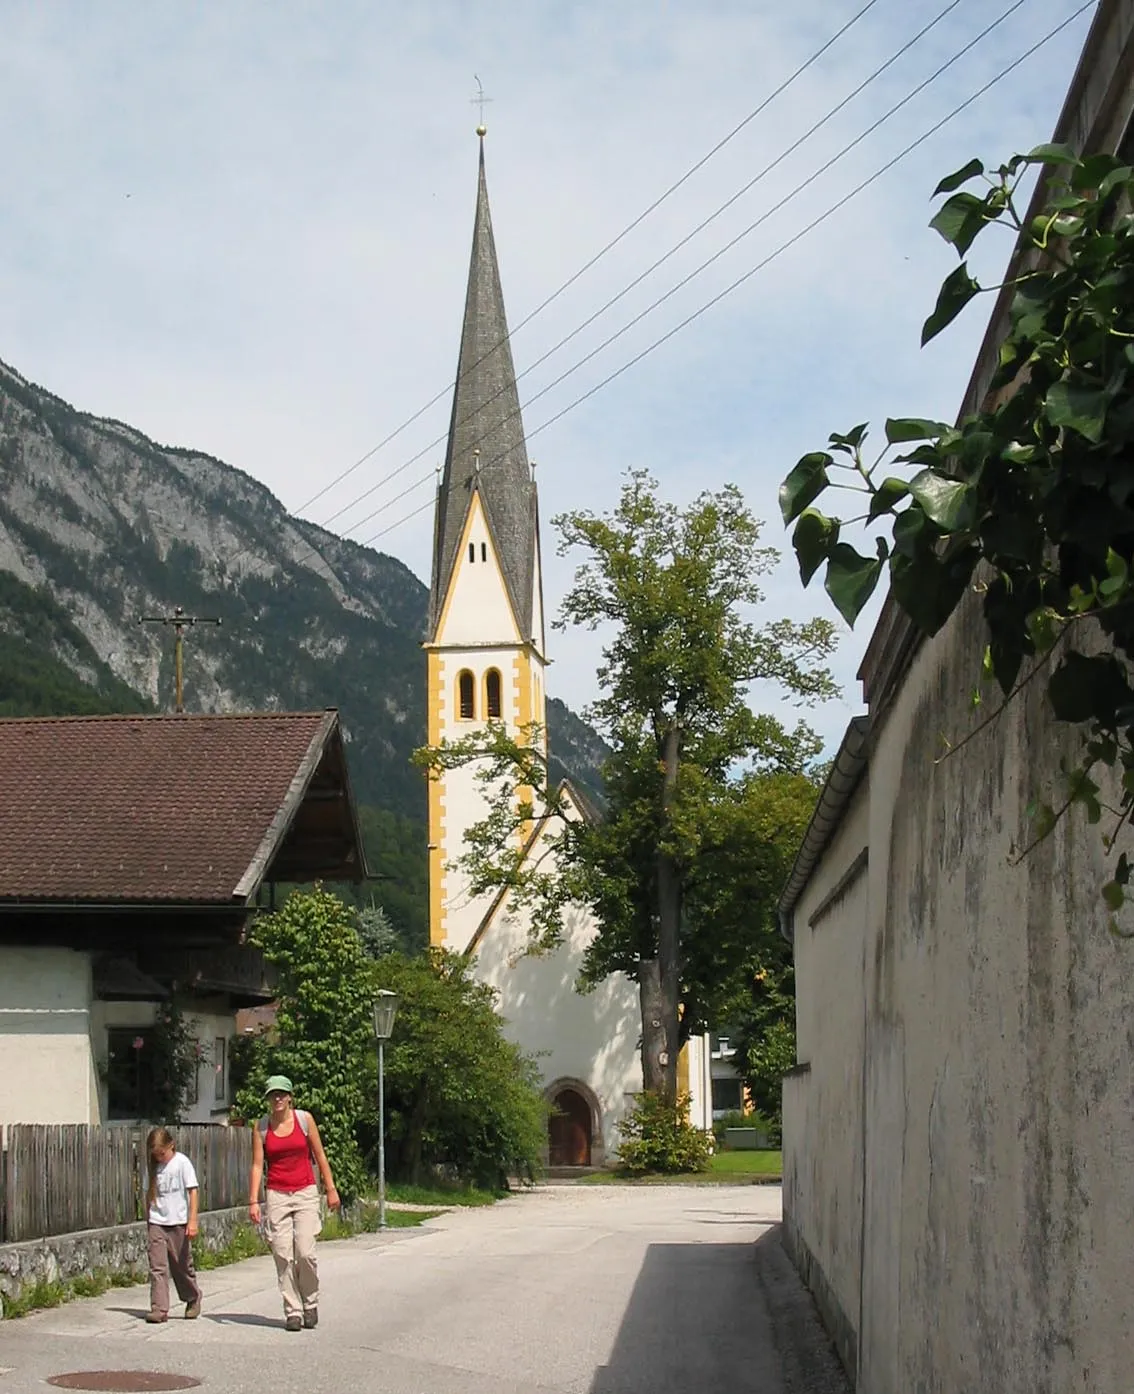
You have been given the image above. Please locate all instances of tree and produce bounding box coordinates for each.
[418,472,835,1100]
[360,950,547,1188]
[356,900,401,960]
[779,146,1134,920]
[232,887,374,1201]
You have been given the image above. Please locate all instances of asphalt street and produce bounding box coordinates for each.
[0,1184,849,1394]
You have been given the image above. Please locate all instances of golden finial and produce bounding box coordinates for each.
[471,76,491,137]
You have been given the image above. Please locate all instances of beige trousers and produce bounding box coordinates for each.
[264,1185,321,1317]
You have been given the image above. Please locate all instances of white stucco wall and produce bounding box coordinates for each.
[0,946,96,1123]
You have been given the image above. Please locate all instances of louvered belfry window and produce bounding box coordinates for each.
[458,670,476,720]
[486,669,502,719]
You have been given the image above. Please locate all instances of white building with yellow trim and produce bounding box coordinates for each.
[424,136,710,1164]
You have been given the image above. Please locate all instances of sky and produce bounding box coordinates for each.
[0,0,1100,752]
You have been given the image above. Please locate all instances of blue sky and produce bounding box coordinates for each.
[0,0,1098,749]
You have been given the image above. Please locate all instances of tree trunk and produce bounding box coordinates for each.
[638,958,669,1094]
[653,721,682,1102]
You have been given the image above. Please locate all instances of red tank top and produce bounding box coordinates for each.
[263,1114,316,1193]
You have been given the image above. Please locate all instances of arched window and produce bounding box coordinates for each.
[458,670,475,720]
[485,668,502,719]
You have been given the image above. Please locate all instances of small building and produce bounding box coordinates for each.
[0,709,366,1124]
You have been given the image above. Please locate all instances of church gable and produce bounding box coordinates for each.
[433,489,522,648]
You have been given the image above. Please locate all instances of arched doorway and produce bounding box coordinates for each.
[548,1087,592,1166]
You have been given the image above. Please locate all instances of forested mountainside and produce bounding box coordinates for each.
[0,359,607,947]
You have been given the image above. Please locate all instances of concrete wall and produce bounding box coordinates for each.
[783,783,869,1379]
[0,947,96,1123]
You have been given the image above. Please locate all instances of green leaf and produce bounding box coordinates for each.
[823,544,883,626]
[892,507,926,558]
[1099,165,1134,199]
[1045,380,1109,443]
[1103,880,1125,912]
[884,417,951,444]
[932,158,984,196]
[1023,143,1078,167]
[828,423,869,451]
[921,264,981,346]
[779,452,832,525]
[791,508,840,585]
[908,470,971,531]
[930,191,991,256]
[868,477,909,521]
[1048,652,1134,725]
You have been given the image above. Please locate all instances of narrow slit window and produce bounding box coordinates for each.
[486,669,502,719]
[469,542,476,563]
[481,543,487,561]
[458,670,476,720]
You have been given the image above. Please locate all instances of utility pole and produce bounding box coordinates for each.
[138,606,222,713]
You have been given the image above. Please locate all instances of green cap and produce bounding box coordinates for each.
[263,1074,293,1096]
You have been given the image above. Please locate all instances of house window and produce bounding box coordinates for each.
[458,670,476,720]
[486,669,502,719]
[185,1039,200,1107]
[468,542,476,563]
[481,542,487,561]
[711,1076,743,1113]
[214,1036,227,1103]
[106,1027,156,1120]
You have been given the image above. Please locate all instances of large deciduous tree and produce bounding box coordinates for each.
[419,471,836,1101]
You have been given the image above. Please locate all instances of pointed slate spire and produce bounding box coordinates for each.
[429,138,537,641]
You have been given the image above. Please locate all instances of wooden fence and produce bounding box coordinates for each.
[0,1124,253,1244]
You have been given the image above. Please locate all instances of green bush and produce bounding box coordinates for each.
[616,1092,713,1176]
[363,949,547,1190]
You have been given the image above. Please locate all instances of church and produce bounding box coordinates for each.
[424,131,712,1165]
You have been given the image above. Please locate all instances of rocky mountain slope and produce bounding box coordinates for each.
[0,358,607,820]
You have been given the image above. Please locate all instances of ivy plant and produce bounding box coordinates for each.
[779,145,1134,922]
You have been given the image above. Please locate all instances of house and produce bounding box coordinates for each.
[778,5,1134,1392]
[0,709,366,1125]
[425,134,712,1164]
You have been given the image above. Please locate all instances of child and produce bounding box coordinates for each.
[145,1126,203,1324]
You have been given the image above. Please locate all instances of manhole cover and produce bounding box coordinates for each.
[46,1375,200,1392]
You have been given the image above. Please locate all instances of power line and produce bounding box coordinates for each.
[323,0,1035,546]
[278,0,885,530]
[313,0,969,543]
[355,0,1094,552]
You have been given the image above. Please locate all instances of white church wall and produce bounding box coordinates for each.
[433,497,521,650]
[474,898,641,1160]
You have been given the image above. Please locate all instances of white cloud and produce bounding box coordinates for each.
[0,0,1097,750]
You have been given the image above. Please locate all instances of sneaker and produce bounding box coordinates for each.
[302,1309,318,1329]
[185,1299,201,1320]
[145,1311,168,1324]
[285,1315,303,1332]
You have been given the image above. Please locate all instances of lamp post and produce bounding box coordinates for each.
[372,989,400,1230]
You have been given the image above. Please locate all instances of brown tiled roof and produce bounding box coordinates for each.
[0,711,335,903]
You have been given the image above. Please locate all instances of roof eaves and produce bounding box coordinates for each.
[778,716,870,942]
[232,710,338,901]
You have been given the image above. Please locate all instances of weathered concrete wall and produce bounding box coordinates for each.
[0,1204,251,1315]
[783,783,869,1381]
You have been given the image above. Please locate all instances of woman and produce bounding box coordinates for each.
[249,1074,340,1332]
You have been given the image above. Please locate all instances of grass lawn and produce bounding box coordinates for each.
[576,1150,782,1185]
[385,1181,502,1208]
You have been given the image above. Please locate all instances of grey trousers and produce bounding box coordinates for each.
[147,1222,201,1316]
[264,1185,321,1317]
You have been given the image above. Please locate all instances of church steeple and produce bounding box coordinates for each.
[428,138,540,646]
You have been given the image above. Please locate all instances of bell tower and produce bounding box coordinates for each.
[425,132,547,951]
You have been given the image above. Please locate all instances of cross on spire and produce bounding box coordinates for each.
[471,75,492,135]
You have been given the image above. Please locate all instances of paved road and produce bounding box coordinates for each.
[0,1184,848,1394]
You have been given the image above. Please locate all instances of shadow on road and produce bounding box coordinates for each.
[203,1312,283,1329]
[588,1225,850,1394]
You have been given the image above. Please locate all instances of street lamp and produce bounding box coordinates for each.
[372,989,400,1230]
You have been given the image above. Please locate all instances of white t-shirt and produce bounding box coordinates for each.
[149,1151,199,1226]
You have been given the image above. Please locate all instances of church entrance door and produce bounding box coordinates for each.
[548,1088,591,1166]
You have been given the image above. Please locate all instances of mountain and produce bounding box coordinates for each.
[0,358,609,940]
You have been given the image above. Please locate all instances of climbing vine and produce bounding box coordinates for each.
[780,145,1134,921]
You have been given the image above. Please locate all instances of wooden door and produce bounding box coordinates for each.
[548,1088,591,1166]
